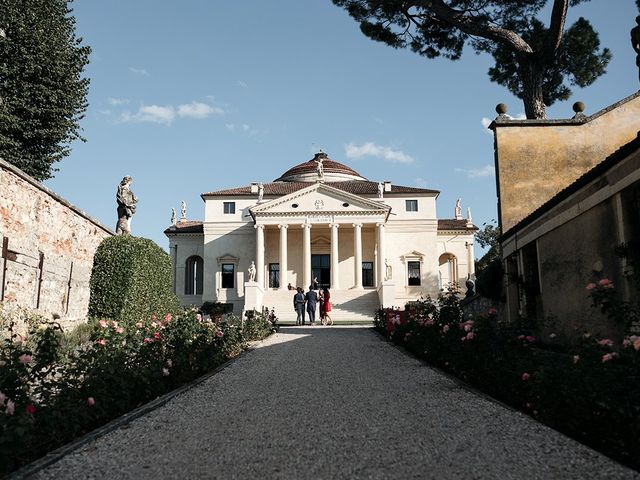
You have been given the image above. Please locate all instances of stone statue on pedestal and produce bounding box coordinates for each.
[315,157,324,180]
[248,261,257,282]
[180,201,187,221]
[116,176,138,235]
[171,208,176,226]
[258,183,264,202]
[377,182,384,199]
[455,199,462,220]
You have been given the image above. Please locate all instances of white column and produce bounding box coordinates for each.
[377,222,386,286]
[353,223,362,289]
[330,223,339,289]
[466,241,475,278]
[279,224,288,290]
[302,224,311,288]
[255,224,265,287]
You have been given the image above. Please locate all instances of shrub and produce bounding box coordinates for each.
[88,236,180,325]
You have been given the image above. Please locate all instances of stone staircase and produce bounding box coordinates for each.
[262,289,380,324]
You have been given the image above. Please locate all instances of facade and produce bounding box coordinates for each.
[491,93,640,337]
[165,152,476,321]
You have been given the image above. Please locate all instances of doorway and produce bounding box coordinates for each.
[311,254,330,288]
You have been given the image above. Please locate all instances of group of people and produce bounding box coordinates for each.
[293,282,333,326]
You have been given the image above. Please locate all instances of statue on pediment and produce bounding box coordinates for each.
[258,183,264,202]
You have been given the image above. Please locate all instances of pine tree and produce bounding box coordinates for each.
[333,0,611,119]
[0,0,90,180]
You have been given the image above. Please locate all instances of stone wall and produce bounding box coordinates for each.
[0,158,112,329]
[491,92,640,232]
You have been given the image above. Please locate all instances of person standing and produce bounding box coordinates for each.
[305,286,318,326]
[323,287,333,326]
[293,287,306,326]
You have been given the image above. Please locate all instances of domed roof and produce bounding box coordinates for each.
[274,151,367,182]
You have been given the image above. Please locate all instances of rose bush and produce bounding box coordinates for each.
[374,288,640,470]
[0,308,272,474]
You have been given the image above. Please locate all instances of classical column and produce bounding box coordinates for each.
[376,222,386,286]
[353,223,362,289]
[330,223,339,289]
[279,224,288,290]
[302,224,311,288]
[255,224,265,287]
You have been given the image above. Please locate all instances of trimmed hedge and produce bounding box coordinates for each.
[89,236,180,324]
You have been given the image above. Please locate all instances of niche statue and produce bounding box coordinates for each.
[116,176,138,235]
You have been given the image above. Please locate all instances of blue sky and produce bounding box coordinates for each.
[45,1,640,253]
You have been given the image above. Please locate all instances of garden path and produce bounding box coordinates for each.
[33,327,638,479]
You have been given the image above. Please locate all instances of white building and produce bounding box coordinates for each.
[165,152,476,322]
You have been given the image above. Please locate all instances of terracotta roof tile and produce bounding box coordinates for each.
[438,219,478,231]
[202,181,438,197]
[164,221,203,234]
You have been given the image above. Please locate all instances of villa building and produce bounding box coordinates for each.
[165,152,476,321]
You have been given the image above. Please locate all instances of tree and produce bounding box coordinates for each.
[474,220,503,300]
[333,0,611,119]
[0,0,90,181]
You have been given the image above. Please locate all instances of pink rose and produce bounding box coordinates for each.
[465,332,475,340]
[597,339,614,347]
[143,337,153,344]
[18,354,32,364]
[5,400,15,416]
[633,338,640,351]
[602,353,617,362]
[521,372,530,381]
[25,404,36,414]
[111,321,119,328]
[95,339,106,346]
[464,324,472,332]
[166,359,173,368]
[99,320,109,329]
[116,327,124,334]
[196,313,203,322]
[488,307,498,315]
[165,313,172,322]
[135,322,143,329]
[0,391,5,405]
[517,335,525,340]
[215,329,224,338]
[598,278,612,287]
[585,283,596,291]
[162,368,170,376]
[87,397,95,407]
[525,336,536,343]
[153,332,161,341]
[442,325,450,333]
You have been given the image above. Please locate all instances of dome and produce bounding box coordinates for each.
[274,151,367,183]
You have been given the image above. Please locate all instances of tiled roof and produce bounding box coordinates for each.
[276,154,363,181]
[164,221,203,234]
[202,181,439,197]
[438,219,478,231]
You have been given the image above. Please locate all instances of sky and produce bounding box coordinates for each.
[44,0,640,254]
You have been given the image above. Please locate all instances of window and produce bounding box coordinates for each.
[362,262,373,287]
[185,256,204,295]
[269,263,280,289]
[406,200,418,212]
[223,202,236,214]
[408,261,421,286]
[221,264,235,288]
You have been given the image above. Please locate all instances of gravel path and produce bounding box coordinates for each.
[32,326,638,479]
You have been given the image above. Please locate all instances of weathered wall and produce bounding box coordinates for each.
[493,92,640,232]
[0,159,112,329]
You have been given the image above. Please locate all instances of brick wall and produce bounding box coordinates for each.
[0,159,112,330]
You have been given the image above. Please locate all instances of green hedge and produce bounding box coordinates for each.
[89,236,180,324]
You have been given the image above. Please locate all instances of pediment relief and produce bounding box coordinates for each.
[250,183,389,217]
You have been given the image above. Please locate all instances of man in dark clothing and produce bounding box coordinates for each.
[305,286,318,325]
[293,287,306,326]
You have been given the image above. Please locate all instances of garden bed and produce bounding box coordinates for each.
[0,309,274,475]
[374,295,640,471]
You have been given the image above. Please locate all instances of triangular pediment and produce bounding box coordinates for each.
[250,183,390,217]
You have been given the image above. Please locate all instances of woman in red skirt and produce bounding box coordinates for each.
[322,287,333,325]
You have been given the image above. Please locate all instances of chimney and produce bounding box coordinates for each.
[250,182,259,193]
[384,181,391,192]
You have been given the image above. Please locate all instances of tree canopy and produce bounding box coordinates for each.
[333,0,611,119]
[0,0,90,181]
